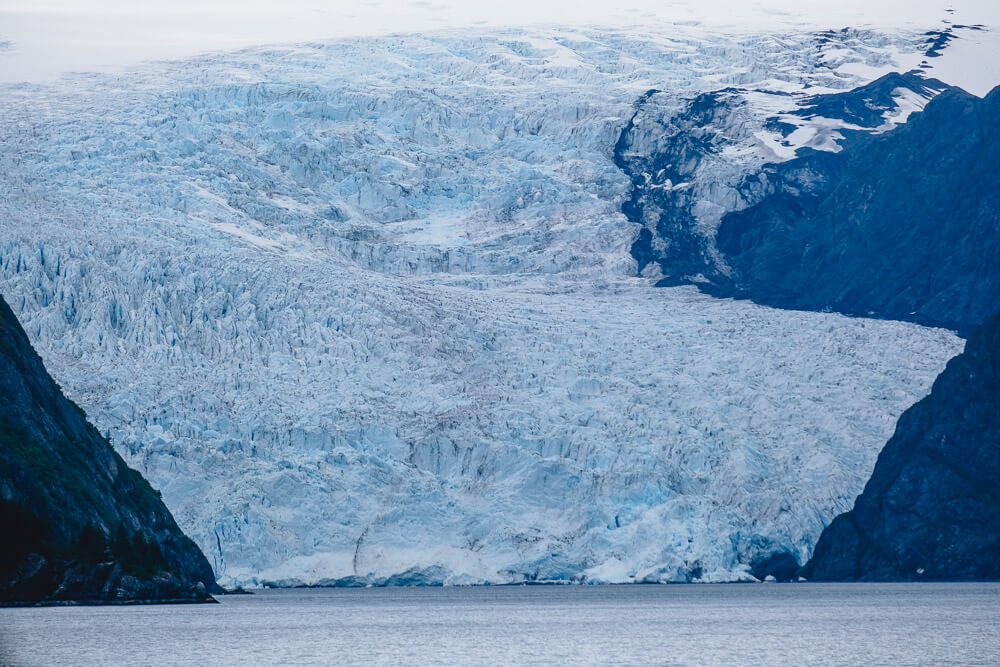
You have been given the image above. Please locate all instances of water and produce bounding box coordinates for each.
[2,584,999,666]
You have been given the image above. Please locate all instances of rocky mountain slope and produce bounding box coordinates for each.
[618,66,999,334]
[804,310,1000,581]
[616,72,956,287]
[716,81,1000,333]
[0,295,218,604]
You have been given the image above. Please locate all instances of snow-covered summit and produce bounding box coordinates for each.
[0,23,967,585]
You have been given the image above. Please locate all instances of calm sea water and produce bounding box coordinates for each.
[2,583,999,666]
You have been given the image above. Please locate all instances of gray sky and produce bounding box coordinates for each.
[1,1,998,84]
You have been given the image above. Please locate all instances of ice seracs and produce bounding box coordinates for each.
[0,23,971,586]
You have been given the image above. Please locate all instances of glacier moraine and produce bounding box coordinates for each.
[0,25,963,586]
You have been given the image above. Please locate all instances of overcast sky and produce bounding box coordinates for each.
[1,1,998,83]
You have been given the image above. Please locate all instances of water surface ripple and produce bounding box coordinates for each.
[2,583,999,666]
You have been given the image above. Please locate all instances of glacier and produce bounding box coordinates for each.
[0,24,968,586]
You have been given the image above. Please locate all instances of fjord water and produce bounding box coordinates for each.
[2,584,999,666]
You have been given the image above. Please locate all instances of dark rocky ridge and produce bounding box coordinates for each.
[715,82,1000,334]
[803,310,1000,581]
[0,295,219,605]
[763,72,951,138]
[619,72,998,333]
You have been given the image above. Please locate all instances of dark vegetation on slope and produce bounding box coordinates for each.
[619,71,999,333]
[715,81,1000,334]
[0,295,219,605]
[803,310,1000,581]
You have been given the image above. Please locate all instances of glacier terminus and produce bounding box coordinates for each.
[1,22,980,588]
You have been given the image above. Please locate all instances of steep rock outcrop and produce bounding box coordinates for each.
[616,87,751,284]
[0,295,218,604]
[803,310,1000,581]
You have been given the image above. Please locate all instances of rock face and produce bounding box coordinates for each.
[620,72,962,291]
[615,87,751,285]
[716,83,1000,333]
[0,295,218,604]
[803,310,1000,581]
